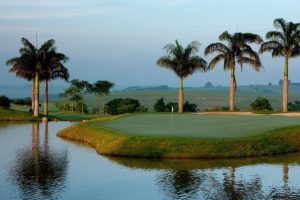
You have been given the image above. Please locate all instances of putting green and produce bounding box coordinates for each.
[100,114,300,138]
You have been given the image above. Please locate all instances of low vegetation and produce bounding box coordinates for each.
[250,97,273,112]
[57,114,300,158]
[0,95,12,108]
[288,101,300,111]
[154,97,198,112]
[105,98,147,115]
[0,108,37,121]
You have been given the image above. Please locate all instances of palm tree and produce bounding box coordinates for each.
[7,43,36,111]
[40,48,69,115]
[205,31,262,111]
[7,38,69,117]
[157,40,207,113]
[260,18,300,112]
[92,80,114,114]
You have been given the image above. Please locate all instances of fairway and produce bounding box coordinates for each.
[100,114,300,138]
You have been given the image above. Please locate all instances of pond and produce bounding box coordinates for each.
[0,122,300,200]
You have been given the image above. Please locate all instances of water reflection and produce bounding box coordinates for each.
[10,122,68,200]
[108,156,300,200]
[156,170,204,199]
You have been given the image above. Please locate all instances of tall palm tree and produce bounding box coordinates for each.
[7,43,36,111]
[157,40,207,113]
[7,38,69,117]
[205,32,262,111]
[40,48,69,115]
[260,18,300,112]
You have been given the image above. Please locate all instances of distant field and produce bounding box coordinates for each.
[100,114,300,138]
[51,85,300,112]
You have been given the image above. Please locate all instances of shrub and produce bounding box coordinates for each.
[250,97,273,112]
[154,99,198,113]
[137,105,148,113]
[204,106,240,112]
[288,101,300,111]
[105,98,143,115]
[165,102,178,112]
[183,101,198,112]
[12,98,31,106]
[0,95,11,108]
[154,97,166,112]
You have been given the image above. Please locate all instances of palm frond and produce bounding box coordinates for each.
[207,54,225,70]
[204,43,229,55]
[242,33,263,44]
[274,18,287,32]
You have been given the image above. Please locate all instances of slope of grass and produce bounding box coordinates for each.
[48,111,103,122]
[57,114,300,159]
[0,108,38,121]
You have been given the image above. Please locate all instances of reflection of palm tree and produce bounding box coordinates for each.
[222,166,264,200]
[156,170,204,199]
[10,122,68,199]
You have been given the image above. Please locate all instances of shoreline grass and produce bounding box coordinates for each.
[57,114,300,159]
[0,108,39,121]
[0,107,103,122]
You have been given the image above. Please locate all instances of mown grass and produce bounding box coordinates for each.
[0,106,102,122]
[0,108,38,121]
[48,111,103,122]
[57,114,300,159]
[100,114,300,138]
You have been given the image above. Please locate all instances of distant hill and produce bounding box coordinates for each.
[122,85,172,91]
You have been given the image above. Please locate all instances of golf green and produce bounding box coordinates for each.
[100,114,300,138]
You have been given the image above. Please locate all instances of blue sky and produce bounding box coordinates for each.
[1,0,300,89]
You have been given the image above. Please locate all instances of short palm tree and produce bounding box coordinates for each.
[157,40,207,113]
[205,31,262,111]
[260,18,300,112]
[7,38,69,117]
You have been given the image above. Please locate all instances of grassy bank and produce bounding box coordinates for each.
[0,107,102,122]
[48,111,103,122]
[0,108,38,121]
[57,114,300,159]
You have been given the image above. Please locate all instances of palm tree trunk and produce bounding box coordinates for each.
[44,79,48,115]
[32,80,35,112]
[282,57,289,112]
[34,72,39,117]
[229,66,235,111]
[283,163,289,183]
[178,77,184,113]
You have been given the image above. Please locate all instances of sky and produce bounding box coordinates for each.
[1,0,300,90]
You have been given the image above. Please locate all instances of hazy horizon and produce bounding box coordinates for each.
[1,0,300,90]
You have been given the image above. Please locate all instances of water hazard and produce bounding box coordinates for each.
[0,122,300,200]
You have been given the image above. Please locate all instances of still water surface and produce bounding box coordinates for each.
[0,122,300,200]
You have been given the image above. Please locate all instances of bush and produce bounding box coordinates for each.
[137,105,148,113]
[12,98,31,106]
[250,97,273,112]
[288,101,300,111]
[183,101,198,112]
[0,95,11,108]
[105,98,144,115]
[205,106,240,111]
[165,102,178,112]
[154,98,166,112]
[154,99,198,113]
